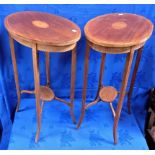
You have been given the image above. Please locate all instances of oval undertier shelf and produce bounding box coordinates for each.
[99,86,118,103]
[40,86,55,101]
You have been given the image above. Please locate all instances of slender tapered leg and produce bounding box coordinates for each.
[95,53,106,99]
[9,35,21,112]
[77,41,90,128]
[127,47,143,114]
[113,48,134,144]
[70,46,77,124]
[32,44,41,143]
[45,52,50,87]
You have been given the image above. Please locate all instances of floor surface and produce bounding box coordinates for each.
[8,98,148,150]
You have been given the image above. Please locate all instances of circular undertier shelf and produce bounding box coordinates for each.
[40,86,55,101]
[99,86,118,102]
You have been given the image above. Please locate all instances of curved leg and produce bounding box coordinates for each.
[70,46,77,124]
[45,52,50,87]
[95,53,106,99]
[127,47,143,114]
[113,49,134,144]
[32,44,41,143]
[9,35,21,112]
[77,41,90,128]
[85,97,100,109]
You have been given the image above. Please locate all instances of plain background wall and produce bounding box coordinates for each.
[0,4,155,148]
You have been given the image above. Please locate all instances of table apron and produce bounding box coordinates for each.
[10,33,76,52]
[88,40,144,54]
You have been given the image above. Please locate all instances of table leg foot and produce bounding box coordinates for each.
[35,127,40,143]
[15,96,21,112]
[77,105,85,128]
[70,105,76,124]
[15,105,19,112]
[113,115,118,144]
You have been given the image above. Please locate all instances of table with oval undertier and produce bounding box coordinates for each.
[77,13,153,144]
[5,11,81,143]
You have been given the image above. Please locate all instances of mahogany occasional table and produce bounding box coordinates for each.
[5,11,81,143]
[77,13,153,144]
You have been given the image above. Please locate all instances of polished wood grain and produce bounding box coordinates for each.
[78,13,153,145]
[6,11,81,143]
[40,86,54,101]
[88,39,144,54]
[99,86,118,103]
[85,13,153,47]
[9,32,77,52]
[5,11,81,46]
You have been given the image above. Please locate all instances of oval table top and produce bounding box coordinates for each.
[84,13,153,47]
[5,11,81,46]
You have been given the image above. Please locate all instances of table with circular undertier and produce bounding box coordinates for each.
[77,13,153,144]
[5,11,81,142]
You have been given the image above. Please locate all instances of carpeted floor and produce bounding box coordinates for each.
[8,98,148,150]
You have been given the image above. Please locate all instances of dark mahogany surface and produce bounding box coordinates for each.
[5,11,81,46]
[85,13,153,47]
